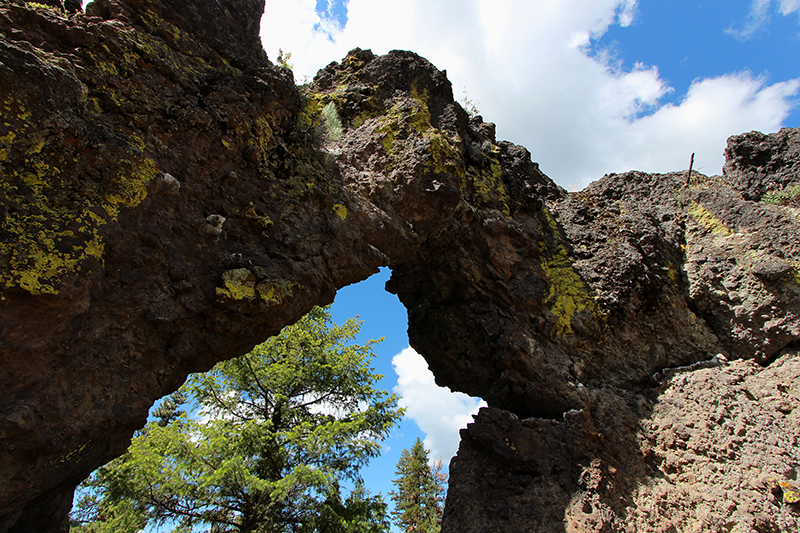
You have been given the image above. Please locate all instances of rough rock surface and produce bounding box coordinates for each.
[723,128,800,202]
[1,1,799,532]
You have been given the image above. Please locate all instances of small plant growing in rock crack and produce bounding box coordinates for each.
[276,48,293,70]
[761,183,800,207]
[320,102,343,141]
[26,2,60,11]
[460,87,481,118]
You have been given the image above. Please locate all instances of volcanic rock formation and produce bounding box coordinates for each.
[1,1,799,531]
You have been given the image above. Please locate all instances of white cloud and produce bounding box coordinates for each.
[728,0,800,40]
[392,347,486,463]
[616,0,638,27]
[616,74,800,178]
[258,0,800,189]
[780,0,800,14]
[727,0,773,40]
[260,0,798,190]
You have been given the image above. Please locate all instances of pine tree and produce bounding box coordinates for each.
[71,306,402,533]
[390,438,446,533]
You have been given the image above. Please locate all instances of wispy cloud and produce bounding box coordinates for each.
[616,0,638,27]
[779,0,800,15]
[726,0,773,40]
[392,347,485,463]
[727,0,800,40]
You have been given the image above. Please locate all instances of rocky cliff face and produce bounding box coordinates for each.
[1,1,799,531]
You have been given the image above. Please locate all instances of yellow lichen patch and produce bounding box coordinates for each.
[333,204,347,220]
[426,132,463,177]
[256,279,302,307]
[102,157,158,216]
[135,11,204,73]
[538,207,604,337]
[667,264,679,284]
[377,89,433,156]
[1,203,110,295]
[350,92,382,129]
[0,130,13,163]
[542,206,559,230]
[541,246,597,336]
[252,117,275,161]
[470,157,510,215]
[27,138,46,155]
[379,121,399,155]
[785,263,800,286]
[216,268,258,301]
[1,148,157,295]
[770,478,800,504]
[216,273,303,308]
[46,440,91,468]
[129,133,146,154]
[243,203,274,235]
[689,201,733,236]
[88,97,102,114]
[15,241,84,295]
[408,84,432,134]
[0,131,15,148]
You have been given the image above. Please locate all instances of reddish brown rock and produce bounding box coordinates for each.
[1,1,799,532]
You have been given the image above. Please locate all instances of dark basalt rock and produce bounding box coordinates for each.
[1,1,800,531]
[723,127,800,201]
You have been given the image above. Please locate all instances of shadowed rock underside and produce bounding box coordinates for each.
[1,1,799,531]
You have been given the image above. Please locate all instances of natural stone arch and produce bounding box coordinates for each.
[2,2,800,532]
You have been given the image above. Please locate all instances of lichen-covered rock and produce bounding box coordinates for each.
[0,1,349,529]
[2,1,800,532]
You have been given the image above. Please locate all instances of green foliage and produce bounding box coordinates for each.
[277,48,293,70]
[70,498,146,533]
[150,389,187,427]
[390,439,447,533]
[26,2,61,12]
[459,87,480,118]
[296,94,343,144]
[321,102,343,141]
[761,182,800,207]
[309,481,391,533]
[71,306,403,533]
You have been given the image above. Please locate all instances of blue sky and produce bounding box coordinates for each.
[328,268,483,522]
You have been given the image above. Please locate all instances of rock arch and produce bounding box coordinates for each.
[2,1,800,531]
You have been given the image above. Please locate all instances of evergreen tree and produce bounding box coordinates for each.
[71,306,402,533]
[150,389,187,427]
[390,439,447,533]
